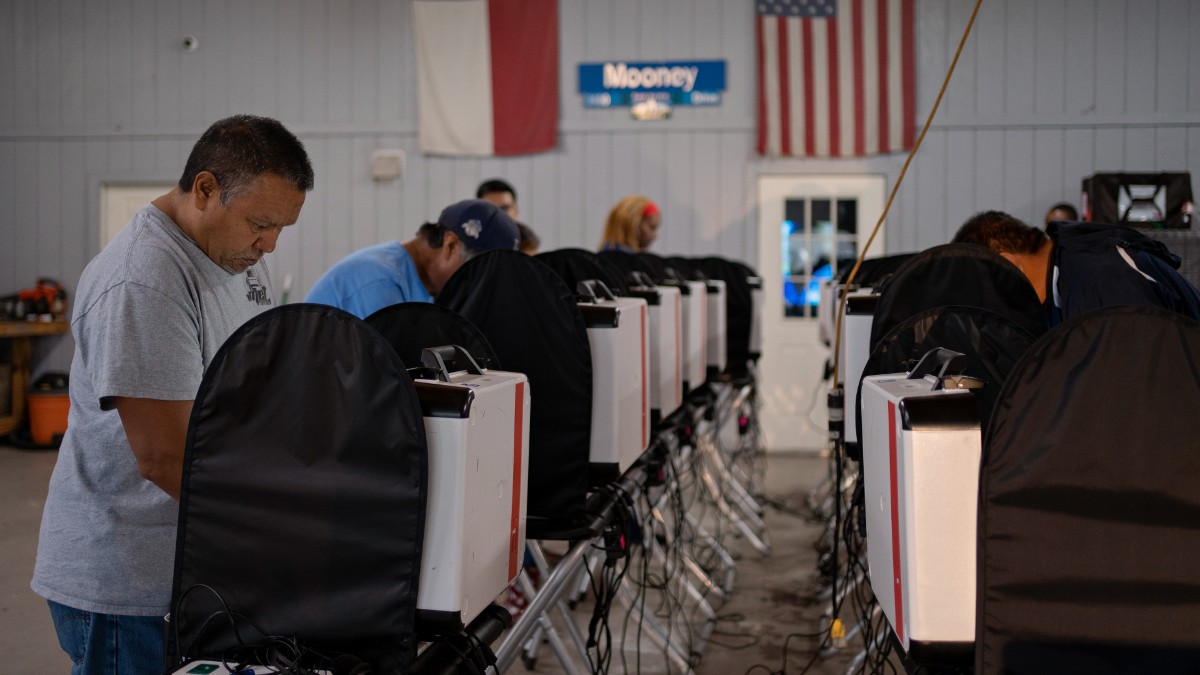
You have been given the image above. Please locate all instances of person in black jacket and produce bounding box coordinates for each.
[953,210,1200,326]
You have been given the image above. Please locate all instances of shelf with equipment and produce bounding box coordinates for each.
[0,320,69,438]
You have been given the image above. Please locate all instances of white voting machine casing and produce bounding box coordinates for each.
[414,363,530,631]
[677,280,707,393]
[818,278,838,347]
[860,371,980,656]
[627,283,683,422]
[747,273,763,359]
[579,292,651,483]
[841,291,878,449]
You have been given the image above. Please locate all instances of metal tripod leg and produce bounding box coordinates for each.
[648,485,729,595]
[530,543,590,658]
[650,444,738,598]
[495,540,590,673]
[699,434,769,532]
[612,569,696,674]
[725,469,766,517]
[843,606,885,674]
[681,511,737,595]
[641,522,719,623]
[696,454,771,555]
[648,502,730,604]
[516,570,588,675]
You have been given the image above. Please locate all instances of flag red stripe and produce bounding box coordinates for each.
[875,0,890,151]
[901,0,916,149]
[489,0,557,155]
[777,17,792,156]
[827,18,841,157]
[852,0,866,156]
[801,19,816,155]
[756,1,913,157]
[756,16,768,155]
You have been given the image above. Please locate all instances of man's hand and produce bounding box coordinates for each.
[113,397,193,501]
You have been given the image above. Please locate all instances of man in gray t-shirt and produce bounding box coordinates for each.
[31,115,313,675]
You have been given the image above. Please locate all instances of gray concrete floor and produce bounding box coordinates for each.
[0,444,71,673]
[517,452,872,675]
[1,446,879,675]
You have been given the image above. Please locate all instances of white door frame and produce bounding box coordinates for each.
[757,174,887,452]
[100,182,175,249]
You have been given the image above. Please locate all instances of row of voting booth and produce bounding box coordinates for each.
[164,248,768,675]
[813,243,1200,674]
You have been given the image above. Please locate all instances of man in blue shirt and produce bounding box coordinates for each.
[307,199,519,318]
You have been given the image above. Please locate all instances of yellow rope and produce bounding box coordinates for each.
[831,0,987,387]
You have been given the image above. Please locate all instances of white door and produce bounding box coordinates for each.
[101,184,173,248]
[757,175,886,452]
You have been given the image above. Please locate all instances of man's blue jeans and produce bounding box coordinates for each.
[48,600,164,675]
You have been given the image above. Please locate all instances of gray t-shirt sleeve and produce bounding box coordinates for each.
[79,281,204,408]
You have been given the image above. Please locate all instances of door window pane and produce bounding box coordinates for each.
[782,199,809,317]
[837,199,858,234]
[781,196,861,318]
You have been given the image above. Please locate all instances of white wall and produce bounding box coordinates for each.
[2,0,1198,372]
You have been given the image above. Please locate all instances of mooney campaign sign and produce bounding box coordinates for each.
[579,60,727,108]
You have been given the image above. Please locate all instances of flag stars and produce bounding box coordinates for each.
[757,0,835,17]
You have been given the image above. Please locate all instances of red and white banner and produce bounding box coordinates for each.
[413,0,558,156]
[756,0,915,158]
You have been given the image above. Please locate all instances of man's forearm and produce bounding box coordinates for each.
[114,397,194,501]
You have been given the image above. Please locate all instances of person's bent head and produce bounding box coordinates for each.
[476,178,518,219]
[954,211,1046,255]
[953,210,1052,301]
[175,115,314,274]
[415,199,519,295]
[599,195,661,253]
[1044,202,1079,228]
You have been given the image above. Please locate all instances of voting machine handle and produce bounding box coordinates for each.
[577,279,617,302]
[627,271,658,290]
[421,345,485,381]
[907,347,987,392]
[907,348,966,387]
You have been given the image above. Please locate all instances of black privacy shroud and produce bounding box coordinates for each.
[436,250,594,532]
[366,302,499,370]
[536,248,630,296]
[597,249,664,283]
[837,252,915,287]
[852,305,1041,460]
[976,306,1200,675]
[171,304,427,672]
[870,243,1046,350]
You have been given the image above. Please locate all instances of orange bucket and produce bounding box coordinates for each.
[28,391,69,446]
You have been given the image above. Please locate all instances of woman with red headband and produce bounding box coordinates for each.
[598,195,661,253]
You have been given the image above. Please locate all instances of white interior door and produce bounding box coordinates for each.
[757,175,886,452]
[101,184,173,248]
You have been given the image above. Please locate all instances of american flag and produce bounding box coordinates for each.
[756,0,915,158]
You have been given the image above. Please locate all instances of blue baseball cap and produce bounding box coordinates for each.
[438,199,519,252]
